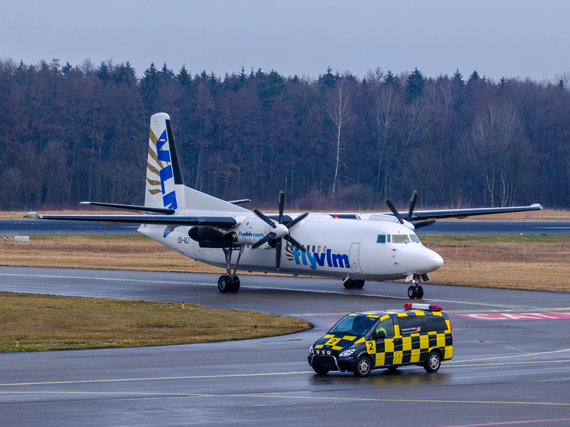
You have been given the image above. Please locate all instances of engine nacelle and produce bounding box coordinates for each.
[188,227,237,248]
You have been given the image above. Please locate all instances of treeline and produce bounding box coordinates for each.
[0,58,569,211]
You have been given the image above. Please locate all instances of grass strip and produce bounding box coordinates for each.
[0,292,312,352]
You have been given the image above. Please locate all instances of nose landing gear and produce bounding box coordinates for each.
[407,273,427,299]
[407,284,423,299]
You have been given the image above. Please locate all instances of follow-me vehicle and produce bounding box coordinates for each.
[25,113,542,298]
[308,303,453,376]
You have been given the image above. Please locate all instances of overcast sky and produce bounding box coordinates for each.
[1,0,569,82]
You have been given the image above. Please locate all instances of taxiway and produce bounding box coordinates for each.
[1,266,570,426]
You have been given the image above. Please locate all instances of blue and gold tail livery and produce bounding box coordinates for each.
[145,113,185,210]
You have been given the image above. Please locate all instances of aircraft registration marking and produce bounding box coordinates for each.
[456,313,570,320]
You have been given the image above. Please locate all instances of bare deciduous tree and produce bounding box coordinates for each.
[461,102,530,206]
[326,81,351,195]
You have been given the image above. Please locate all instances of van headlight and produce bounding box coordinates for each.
[339,349,356,357]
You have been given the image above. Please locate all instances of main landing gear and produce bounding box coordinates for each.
[218,246,243,293]
[343,277,365,289]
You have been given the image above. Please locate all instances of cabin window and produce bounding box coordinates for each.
[410,234,420,243]
[323,246,327,253]
[318,246,321,253]
[377,235,386,243]
[312,245,315,252]
[392,234,410,244]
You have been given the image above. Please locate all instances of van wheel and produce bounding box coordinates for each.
[353,355,372,377]
[313,367,329,375]
[424,351,441,373]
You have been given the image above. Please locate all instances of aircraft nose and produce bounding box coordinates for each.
[425,251,444,271]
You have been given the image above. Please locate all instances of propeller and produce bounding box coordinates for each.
[251,191,308,270]
[385,199,405,224]
[386,190,435,229]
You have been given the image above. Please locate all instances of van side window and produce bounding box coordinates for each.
[422,316,447,332]
[397,316,421,335]
[375,318,394,338]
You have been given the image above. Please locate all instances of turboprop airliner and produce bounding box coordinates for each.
[25,113,542,299]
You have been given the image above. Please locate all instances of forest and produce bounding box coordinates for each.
[0,58,569,211]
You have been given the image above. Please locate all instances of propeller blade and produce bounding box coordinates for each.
[278,191,284,224]
[283,235,306,252]
[253,209,276,229]
[287,212,309,229]
[251,232,276,249]
[411,219,436,229]
[275,238,282,270]
[408,191,418,221]
[385,199,404,224]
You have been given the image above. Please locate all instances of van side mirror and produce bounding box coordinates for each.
[374,331,386,340]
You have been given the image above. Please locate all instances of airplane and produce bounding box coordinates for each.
[25,112,542,299]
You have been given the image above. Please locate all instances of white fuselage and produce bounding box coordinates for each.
[138,213,444,281]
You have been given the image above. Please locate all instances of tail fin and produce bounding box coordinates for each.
[145,113,184,210]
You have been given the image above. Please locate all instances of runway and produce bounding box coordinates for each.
[2,219,570,235]
[1,266,570,426]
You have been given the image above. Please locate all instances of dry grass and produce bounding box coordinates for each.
[0,291,311,352]
[0,234,225,273]
[421,235,570,292]
[2,234,570,293]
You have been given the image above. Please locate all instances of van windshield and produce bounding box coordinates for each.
[329,315,378,336]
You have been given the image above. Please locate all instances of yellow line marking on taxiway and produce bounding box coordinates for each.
[0,391,568,407]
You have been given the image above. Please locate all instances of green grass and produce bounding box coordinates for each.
[0,292,312,352]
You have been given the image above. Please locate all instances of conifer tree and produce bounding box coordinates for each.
[405,67,425,101]
[451,69,464,85]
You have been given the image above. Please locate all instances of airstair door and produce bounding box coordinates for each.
[350,243,362,273]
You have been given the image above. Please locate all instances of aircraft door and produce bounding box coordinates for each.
[349,243,362,273]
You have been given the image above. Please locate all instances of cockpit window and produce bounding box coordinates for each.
[392,234,410,244]
[377,235,386,243]
[410,234,420,243]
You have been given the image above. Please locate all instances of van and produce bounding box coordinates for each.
[308,303,453,377]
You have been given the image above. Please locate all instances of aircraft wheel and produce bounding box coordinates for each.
[354,280,365,289]
[416,285,424,299]
[407,285,417,299]
[229,276,240,293]
[218,275,231,293]
[343,279,354,289]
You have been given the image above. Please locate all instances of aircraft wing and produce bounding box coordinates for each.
[401,203,542,220]
[24,212,237,228]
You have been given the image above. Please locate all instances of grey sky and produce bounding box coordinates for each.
[1,0,569,82]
